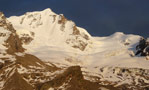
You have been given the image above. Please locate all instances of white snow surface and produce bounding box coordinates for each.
[7,8,149,74]
[48,88,54,90]
[0,27,11,50]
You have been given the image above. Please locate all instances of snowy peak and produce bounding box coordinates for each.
[18,8,56,28]
[8,9,93,51]
[0,12,11,30]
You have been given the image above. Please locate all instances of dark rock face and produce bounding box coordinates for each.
[0,53,59,90]
[20,34,33,45]
[15,54,58,71]
[5,33,25,54]
[135,37,149,56]
[40,66,117,90]
[0,12,25,54]
[2,71,34,90]
[0,63,3,69]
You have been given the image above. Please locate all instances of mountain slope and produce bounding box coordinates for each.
[0,8,148,90]
[0,12,119,90]
[0,12,58,89]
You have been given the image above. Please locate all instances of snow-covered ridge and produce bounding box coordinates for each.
[8,8,93,52]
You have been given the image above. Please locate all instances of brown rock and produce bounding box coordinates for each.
[0,12,25,54]
[2,71,34,90]
[58,15,67,24]
[5,33,25,54]
[16,54,58,71]
[40,66,117,90]
[73,26,80,35]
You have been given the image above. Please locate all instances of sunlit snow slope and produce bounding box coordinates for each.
[8,8,93,52]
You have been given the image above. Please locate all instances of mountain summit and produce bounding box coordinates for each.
[8,8,93,52]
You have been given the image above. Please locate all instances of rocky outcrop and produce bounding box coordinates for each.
[2,71,34,90]
[84,66,149,90]
[5,33,25,54]
[0,12,25,54]
[0,53,59,89]
[40,66,117,90]
[135,37,149,56]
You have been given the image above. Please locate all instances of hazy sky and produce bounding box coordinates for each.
[0,0,149,37]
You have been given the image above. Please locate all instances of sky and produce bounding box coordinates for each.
[0,0,149,37]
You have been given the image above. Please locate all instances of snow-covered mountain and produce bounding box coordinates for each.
[8,8,93,52]
[0,8,148,90]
